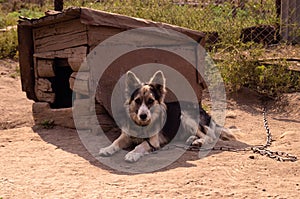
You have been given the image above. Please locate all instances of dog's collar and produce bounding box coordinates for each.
[145,138,158,152]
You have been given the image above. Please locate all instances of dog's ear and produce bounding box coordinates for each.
[149,70,166,88]
[149,70,166,102]
[126,71,142,98]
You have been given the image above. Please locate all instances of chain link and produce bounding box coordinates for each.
[171,106,297,162]
[248,106,297,162]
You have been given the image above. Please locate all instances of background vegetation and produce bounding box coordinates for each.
[0,0,299,96]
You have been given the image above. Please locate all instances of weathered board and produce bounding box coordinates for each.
[33,46,87,60]
[34,78,55,103]
[34,30,88,53]
[87,25,123,49]
[33,102,74,128]
[17,21,36,101]
[33,19,86,39]
[69,72,89,96]
[36,59,55,77]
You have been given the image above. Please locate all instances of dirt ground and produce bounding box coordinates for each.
[0,59,299,198]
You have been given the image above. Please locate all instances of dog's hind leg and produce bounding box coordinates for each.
[216,125,236,141]
[189,125,215,146]
[181,111,214,146]
[99,132,132,157]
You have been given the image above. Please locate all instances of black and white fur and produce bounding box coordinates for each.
[99,70,235,162]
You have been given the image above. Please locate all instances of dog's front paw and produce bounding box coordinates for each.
[191,136,214,147]
[191,138,205,147]
[186,135,198,145]
[124,151,143,163]
[99,145,119,157]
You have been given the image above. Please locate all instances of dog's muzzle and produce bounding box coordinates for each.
[139,113,148,121]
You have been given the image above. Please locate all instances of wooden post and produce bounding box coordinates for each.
[276,0,281,18]
[54,0,63,11]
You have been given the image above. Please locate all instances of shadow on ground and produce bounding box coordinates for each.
[34,125,250,175]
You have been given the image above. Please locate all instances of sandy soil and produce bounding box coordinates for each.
[0,59,299,198]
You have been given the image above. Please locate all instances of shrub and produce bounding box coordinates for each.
[214,42,300,96]
[0,29,18,59]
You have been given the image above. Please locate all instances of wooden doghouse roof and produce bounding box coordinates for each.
[21,7,205,44]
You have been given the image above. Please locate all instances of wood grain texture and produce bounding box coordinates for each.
[36,59,55,77]
[34,31,88,53]
[32,102,74,128]
[69,72,90,96]
[35,78,55,103]
[17,22,36,100]
[87,25,122,47]
[33,19,85,39]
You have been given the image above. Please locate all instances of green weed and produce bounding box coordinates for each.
[41,119,55,129]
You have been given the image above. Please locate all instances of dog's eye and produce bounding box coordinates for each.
[148,99,154,104]
[134,98,141,104]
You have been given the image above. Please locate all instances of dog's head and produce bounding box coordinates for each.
[125,70,166,126]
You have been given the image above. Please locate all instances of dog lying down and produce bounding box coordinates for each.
[99,70,235,162]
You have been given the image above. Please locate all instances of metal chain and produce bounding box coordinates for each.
[172,106,297,162]
[248,106,297,162]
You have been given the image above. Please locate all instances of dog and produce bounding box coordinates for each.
[99,70,235,162]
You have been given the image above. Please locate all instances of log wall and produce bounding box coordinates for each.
[30,18,119,133]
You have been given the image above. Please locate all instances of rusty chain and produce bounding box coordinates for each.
[170,106,297,162]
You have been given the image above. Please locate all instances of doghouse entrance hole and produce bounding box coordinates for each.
[50,58,73,109]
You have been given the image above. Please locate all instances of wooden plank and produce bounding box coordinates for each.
[68,56,86,71]
[97,114,116,132]
[35,78,55,103]
[32,102,75,128]
[69,72,90,95]
[87,25,123,47]
[76,114,116,131]
[33,46,88,71]
[32,101,115,131]
[34,30,88,53]
[88,25,199,48]
[17,22,37,101]
[36,59,55,77]
[73,98,94,116]
[30,8,81,27]
[34,46,87,59]
[96,114,115,125]
[95,103,107,115]
[36,78,53,92]
[73,99,107,116]
[35,89,55,103]
[33,19,86,39]
[75,115,98,129]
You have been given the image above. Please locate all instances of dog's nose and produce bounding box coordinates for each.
[139,114,147,121]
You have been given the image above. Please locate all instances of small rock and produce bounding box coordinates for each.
[280,131,297,139]
[249,155,255,159]
[226,111,237,119]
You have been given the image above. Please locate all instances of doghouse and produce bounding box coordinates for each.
[17,7,207,133]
